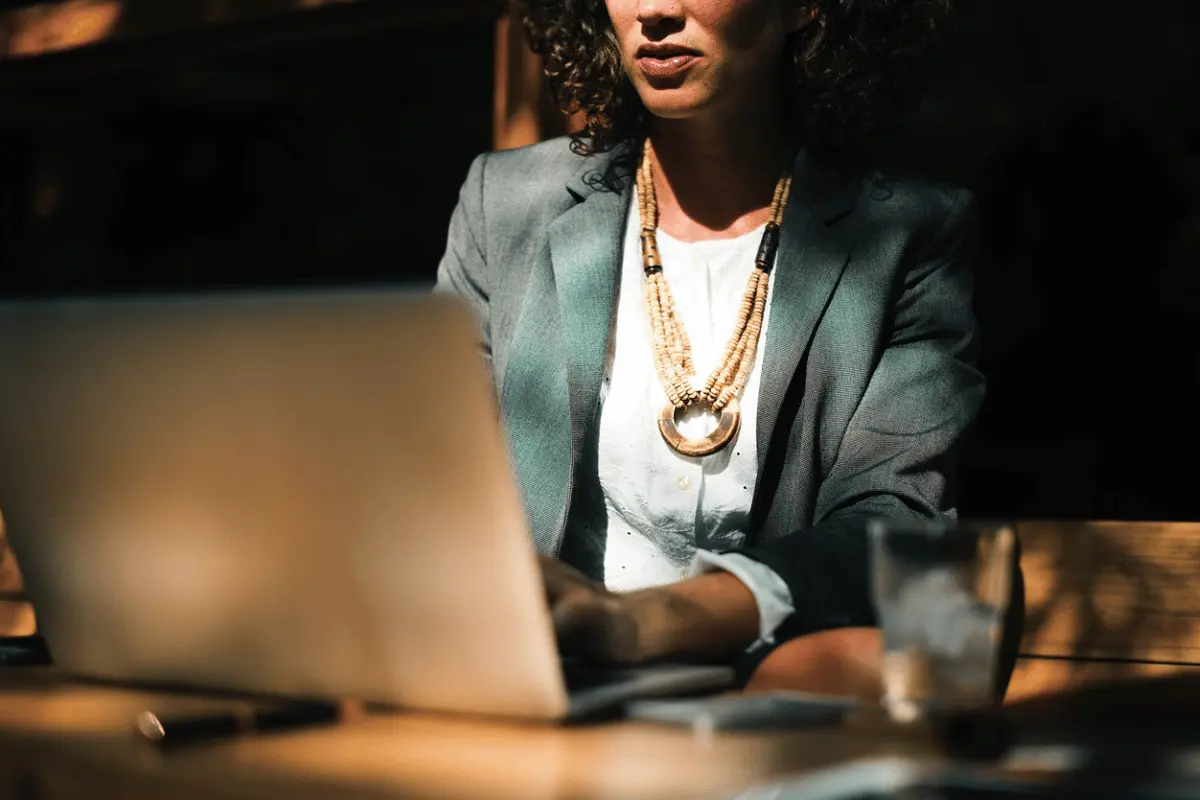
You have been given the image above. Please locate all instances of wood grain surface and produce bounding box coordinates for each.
[0,668,935,800]
[0,0,502,62]
[1016,520,1200,663]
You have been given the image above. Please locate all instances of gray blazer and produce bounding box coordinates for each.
[435,137,984,640]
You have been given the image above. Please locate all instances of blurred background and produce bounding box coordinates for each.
[0,0,1196,524]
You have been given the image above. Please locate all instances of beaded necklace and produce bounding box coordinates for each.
[636,140,793,457]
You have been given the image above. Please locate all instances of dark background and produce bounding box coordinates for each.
[0,1,1197,523]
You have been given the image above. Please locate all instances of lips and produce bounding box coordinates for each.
[635,43,701,59]
[635,43,701,81]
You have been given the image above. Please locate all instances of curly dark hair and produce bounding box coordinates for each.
[518,0,953,161]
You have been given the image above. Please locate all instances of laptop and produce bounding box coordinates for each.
[0,289,733,721]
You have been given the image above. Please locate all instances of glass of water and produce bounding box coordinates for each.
[869,519,1016,724]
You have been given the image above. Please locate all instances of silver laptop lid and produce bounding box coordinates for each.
[0,290,568,719]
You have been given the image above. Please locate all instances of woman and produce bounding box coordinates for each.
[437,0,1023,697]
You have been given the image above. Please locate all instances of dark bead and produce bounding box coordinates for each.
[641,234,661,267]
[755,224,781,271]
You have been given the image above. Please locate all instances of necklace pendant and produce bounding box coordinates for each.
[657,396,741,458]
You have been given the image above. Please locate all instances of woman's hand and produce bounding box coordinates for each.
[539,556,760,665]
[539,556,653,664]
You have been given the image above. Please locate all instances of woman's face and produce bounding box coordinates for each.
[605,0,810,121]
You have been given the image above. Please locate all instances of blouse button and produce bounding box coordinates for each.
[676,475,691,491]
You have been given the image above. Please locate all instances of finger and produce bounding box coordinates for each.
[551,592,611,656]
[540,558,577,602]
[550,590,596,634]
[540,556,600,600]
[542,556,593,586]
[539,557,565,602]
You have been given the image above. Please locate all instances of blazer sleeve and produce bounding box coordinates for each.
[737,191,991,640]
[434,153,492,373]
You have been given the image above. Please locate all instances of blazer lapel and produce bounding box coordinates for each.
[501,151,628,555]
[503,145,855,550]
[756,151,863,473]
[549,177,627,465]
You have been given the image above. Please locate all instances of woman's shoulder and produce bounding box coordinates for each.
[793,151,974,250]
[477,134,584,173]
[857,170,976,245]
[451,136,622,257]
[469,135,599,207]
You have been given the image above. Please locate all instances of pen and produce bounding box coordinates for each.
[135,700,341,750]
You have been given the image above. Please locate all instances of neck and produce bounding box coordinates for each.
[646,103,791,242]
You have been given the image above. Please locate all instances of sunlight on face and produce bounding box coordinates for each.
[605,0,810,121]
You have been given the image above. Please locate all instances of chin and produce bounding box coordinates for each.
[637,87,712,121]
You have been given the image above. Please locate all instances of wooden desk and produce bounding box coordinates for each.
[0,668,938,800]
[10,518,1199,701]
[1009,520,1200,701]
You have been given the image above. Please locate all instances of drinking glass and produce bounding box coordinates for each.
[869,519,1016,724]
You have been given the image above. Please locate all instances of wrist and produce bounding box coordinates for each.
[647,572,763,662]
[624,588,685,663]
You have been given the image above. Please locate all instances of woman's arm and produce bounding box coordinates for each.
[543,555,761,663]
[733,190,984,639]
[434,153,493,373]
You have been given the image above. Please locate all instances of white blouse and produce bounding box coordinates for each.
[595,189,794,642]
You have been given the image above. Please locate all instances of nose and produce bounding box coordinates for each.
[636,0,684,27]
